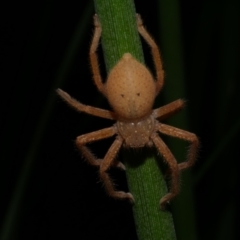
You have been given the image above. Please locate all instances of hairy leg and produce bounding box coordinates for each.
[153,99,185,120]
[151,134,180,209]
[157,122,199,170]
[76,126,124,170]
[89,14,106,95]
[57,89,116,120]
[136,14,164,94]
[99,137,134,202]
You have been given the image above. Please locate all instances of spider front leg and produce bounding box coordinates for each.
[89,14,106,95]
[76,126,125,170]
[136,14,164,94]
[151,134,180,209]
[156,122,199,171]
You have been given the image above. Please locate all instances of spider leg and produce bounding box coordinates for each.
[89,14,106,95]
[76,126,125,170]
[99,137,134,202]
[57,89,116,120]
[156,122,199,171]
[151,133,180,209]
[153,99,185,120]
[136,14,164,95]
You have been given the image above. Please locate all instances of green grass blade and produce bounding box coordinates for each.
[93,0,176,239]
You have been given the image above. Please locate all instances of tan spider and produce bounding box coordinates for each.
[57,14,199,209]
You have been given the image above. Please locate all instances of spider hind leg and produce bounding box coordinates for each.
[151,134,180,209]
[99,137,134,202]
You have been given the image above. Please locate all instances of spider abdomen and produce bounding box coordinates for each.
[106,53,156,120]
[117,115,155,148]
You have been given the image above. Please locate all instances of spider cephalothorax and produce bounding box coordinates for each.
[57,14,199,208]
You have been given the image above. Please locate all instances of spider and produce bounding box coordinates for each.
[57,14,199,209]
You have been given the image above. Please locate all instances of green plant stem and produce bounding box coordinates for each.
[93,0,176,239]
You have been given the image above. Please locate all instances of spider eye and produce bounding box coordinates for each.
[121,94,124,98]
[136,93,140,96]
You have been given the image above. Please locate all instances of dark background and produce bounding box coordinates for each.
[1,0,239,239]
